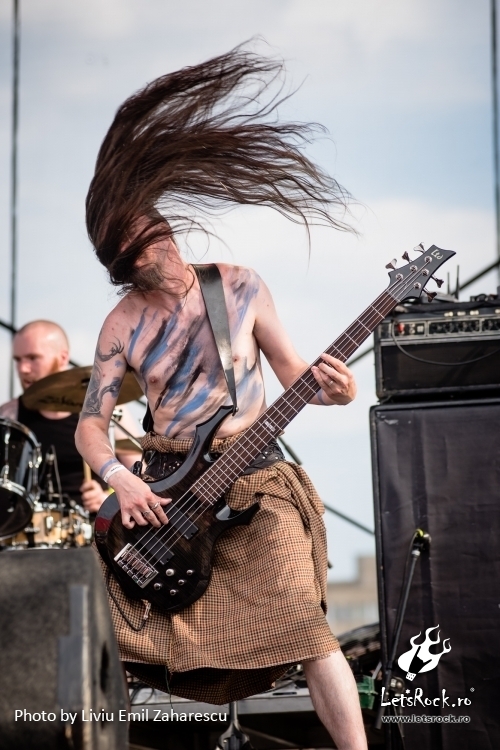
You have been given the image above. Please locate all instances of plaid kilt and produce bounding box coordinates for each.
[99,433,339,704]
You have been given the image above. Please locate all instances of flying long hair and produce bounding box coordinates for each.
[85,43,353,293]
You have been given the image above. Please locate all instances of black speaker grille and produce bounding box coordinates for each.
[371,399,500,750]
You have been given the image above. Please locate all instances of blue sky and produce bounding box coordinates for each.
[0,0,497,579]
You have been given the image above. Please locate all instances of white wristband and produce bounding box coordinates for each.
[103,464,127,484]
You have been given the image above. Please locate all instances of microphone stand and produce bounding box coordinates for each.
[375,529,431,733]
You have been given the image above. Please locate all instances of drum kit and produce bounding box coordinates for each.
[0,366,142,550]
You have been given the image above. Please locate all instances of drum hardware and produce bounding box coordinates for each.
[3,443,93,549]
[5,500,93,549]
[111,417,142,451]
[109,408,143,448]
[109,407,123,452]
[43,448,58,501]
[2,426,11,483]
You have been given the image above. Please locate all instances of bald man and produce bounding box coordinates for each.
[0,320,142,513]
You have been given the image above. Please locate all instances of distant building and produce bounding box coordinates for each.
[326,555,379,635]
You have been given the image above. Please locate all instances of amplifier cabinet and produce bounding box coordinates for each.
[374,297,500,399]
[370,398,500,750]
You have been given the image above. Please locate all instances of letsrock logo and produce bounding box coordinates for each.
[398,625,451,681]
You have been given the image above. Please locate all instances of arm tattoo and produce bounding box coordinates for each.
[81,364,123,418]
[96,338,125,362]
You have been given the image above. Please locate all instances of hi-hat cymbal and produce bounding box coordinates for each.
[21,366,143,413]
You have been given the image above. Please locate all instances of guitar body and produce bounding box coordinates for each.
[94,405,259,612]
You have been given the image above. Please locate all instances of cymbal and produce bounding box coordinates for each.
[21,366,143,414]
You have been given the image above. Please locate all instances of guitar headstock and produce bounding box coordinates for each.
[386,244,456,303]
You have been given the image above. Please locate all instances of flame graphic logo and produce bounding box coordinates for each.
[397,625,451,681]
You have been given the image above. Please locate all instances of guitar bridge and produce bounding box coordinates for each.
[114,543,158,589]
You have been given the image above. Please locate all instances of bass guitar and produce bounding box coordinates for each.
[95,245,455,612]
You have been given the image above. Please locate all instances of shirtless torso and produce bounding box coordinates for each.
[112,264,266,439]
[75,244,356,530]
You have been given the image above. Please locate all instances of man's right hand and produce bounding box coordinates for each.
[109,469,171,529]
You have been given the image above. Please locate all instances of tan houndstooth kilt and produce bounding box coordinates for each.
[98,434,339,704]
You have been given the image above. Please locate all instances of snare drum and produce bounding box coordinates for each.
[0,418,41,540]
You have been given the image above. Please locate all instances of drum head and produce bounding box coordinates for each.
[0,417,40,540]
[0,489,33,540]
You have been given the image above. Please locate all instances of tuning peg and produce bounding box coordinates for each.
[402,251,411,262]
[385,258,398,270]
[425,291,437,302]
[432,277,444,288]
[413,242,425,254]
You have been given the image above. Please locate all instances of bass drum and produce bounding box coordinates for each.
[0,418,41,540]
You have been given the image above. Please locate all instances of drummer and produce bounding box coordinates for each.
[0,320,142,513]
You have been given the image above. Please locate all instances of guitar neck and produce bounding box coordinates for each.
[191,289,397,502]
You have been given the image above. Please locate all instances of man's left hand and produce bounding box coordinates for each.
[311,354,357,405]
[80,479,108,513]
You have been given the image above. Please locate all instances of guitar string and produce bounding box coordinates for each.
[124,263,433,575]
[125,274,421,574]
[132,282,411,558]
[125,291,397,569]
[141,263,436,555]
[124,286,407,577]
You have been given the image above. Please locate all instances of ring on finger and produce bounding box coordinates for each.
[150,502,160,510]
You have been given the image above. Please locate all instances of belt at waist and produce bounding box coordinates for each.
[141,433,285,482]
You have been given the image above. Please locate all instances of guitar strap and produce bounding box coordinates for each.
[142,263,237,432]
[192,264,238,414]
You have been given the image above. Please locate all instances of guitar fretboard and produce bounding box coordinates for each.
[191,289,397,503]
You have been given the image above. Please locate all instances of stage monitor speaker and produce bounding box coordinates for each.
[371,398,500,750]
[0,547,129,749]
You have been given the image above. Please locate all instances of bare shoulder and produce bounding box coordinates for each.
[217,264,264,304]
[96,294,144,355]
[217,263,261,286]
[0,398,19,421]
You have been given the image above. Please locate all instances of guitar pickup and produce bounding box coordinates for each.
[168,505,198,540]
[141,536,174,565]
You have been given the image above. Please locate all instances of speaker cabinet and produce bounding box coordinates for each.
[0,547,129,749]
[371,398,500,750]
